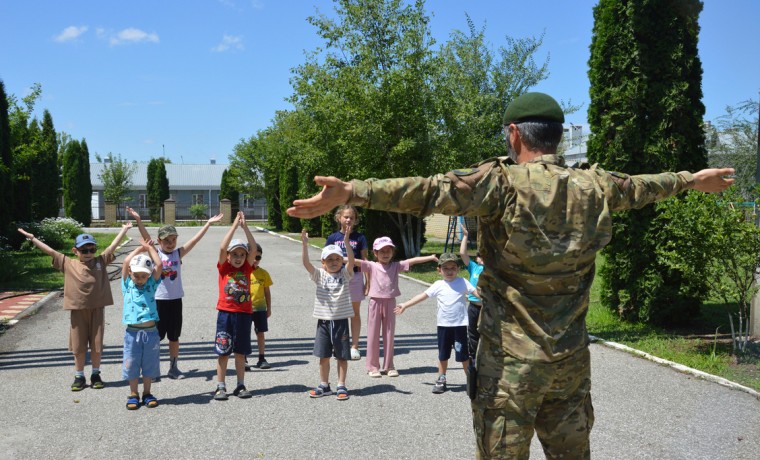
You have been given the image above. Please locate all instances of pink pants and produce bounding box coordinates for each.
[365,297,397,372]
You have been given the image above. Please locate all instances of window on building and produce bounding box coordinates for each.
[192,194,204,205]
[139,194,147,209]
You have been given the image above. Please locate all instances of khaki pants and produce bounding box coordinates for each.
[472,339,594,459]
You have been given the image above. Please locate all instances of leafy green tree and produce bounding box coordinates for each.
[98,153,136,220]
[62,139,92,226]
[706,99,759,199]
[0,80,12,239]
[656,189,760,357]
[33,110,60,219]
[587,0,708,324]
[147,158,170,222]
[220,168,240,217]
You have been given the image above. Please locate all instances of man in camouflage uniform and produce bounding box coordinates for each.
[287,92,734,459]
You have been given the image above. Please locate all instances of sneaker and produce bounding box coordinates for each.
[213,387,229,401]
[90,373,105,389]
[336,385,349,401]
[233,384,252,399]
[368,370,382,378]
[71,375,86,392]
[350,348,361,360]
[167,365,185,380]
[256,359,271,370]
[432,375,447,394]
[309,383,333,398]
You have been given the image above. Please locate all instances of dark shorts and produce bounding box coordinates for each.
[437,325,469,362]
[313,319,351,360]
[252,310,269,334]
[156,298,183,342]
[214,310,253,356]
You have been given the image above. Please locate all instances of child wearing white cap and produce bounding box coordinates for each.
[301,225,354,400]
[121,238,163,409]
[356,237,438,378]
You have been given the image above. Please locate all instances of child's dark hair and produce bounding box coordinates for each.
[256,243,263,253]
[333,205,360,225]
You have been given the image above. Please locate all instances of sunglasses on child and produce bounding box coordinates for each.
[77,247,97,254]
[255,255,262,260]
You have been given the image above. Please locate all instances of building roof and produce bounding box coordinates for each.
[90,162,229,191]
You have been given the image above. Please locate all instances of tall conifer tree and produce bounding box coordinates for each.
[587,0,708,324]
[0,80,12,238]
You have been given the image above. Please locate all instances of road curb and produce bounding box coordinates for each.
[589,334,760,400]
[5,290,60,326]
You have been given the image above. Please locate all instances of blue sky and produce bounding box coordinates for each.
[1,0,757,166]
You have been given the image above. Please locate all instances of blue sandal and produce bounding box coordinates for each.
[309,383,332,398]
[336,385,349,401]
[126,394,140,410]
[142,393,158,408]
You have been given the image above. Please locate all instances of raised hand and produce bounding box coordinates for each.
[692,168,735,193]
[208,213,224,224]
[287,176,353,219]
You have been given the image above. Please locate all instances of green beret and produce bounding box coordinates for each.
[503,92,564,125]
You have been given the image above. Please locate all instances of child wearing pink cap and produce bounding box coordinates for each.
[356,237,437,377]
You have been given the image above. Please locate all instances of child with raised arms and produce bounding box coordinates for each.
[301,225,354,400]
[121,238,163,409]
[213,211,257,401]
[357,237,437,378]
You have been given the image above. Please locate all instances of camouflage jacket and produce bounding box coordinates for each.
[349,154,694,362]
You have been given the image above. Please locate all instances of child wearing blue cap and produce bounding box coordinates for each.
[18,223,132,391]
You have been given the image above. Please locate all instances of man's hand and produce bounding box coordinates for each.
[692,168,735,193]
[287,176,353,219]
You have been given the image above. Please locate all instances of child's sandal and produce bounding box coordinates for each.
[126,394,140,410]
[142,393,158,408]
[336,385,349,401]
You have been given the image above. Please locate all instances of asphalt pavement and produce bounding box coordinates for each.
[0,226,758,459]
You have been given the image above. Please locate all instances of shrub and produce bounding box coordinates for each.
[189,204,208,221]
[0,236,19,283]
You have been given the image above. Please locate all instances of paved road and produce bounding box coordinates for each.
[1,227,758,459]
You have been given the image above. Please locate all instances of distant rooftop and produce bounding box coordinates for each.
[91,162,229,190]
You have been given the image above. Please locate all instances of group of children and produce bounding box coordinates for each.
[17,205,484,408]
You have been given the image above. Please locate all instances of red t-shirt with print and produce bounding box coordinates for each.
[217,261,253,313]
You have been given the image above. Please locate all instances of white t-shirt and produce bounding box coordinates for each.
[310,267,354,320]
[155,248,183,300]
[424,278,476,327]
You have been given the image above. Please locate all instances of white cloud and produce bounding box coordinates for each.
[96,28,107,39]
[251,0,264,10]
[110,28,160,46]
[54,26,88,42]
[212,34,244,52]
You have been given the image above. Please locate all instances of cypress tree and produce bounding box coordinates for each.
[63,139,92,226]
[588,0,708,324]
[34,110,60,218]
[0,80,12,239]
[147,158,170,222]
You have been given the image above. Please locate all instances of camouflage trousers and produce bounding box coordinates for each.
[471,338,594,459]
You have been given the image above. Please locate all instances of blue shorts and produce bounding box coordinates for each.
[437,325,469,362]
[313,319,351,360]
[252,310,269,334]
[122,326,161,380]
[215,310,253,356]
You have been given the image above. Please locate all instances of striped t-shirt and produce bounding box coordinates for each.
[309,267,354,320]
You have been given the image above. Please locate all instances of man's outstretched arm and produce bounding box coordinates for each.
[287,176,353,219]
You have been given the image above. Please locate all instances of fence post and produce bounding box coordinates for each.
[104,201,117,226]
[220,199,232,224]
[164,198,176,225]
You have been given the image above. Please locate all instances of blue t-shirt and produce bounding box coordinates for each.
[326,231,367,272]
[122,276,161,325]
[466,260,484,303]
